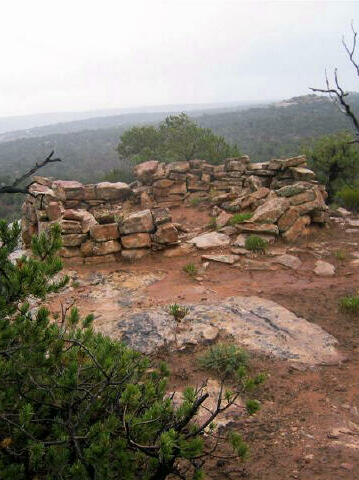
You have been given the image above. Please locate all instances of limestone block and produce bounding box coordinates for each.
[289,167,316,182]
[251,196,290,223]
[277,207,301,232]
[283,215,311,241]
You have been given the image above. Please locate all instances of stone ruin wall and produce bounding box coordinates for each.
[21,155,329,264]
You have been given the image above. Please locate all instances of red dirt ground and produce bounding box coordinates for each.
[53,206,358,480]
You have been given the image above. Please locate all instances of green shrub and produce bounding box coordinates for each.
[228,212,253,225]
[183,262,198,277]
[168,303,189,321]
[335,185,359,212]
[339,295,359,313]
[198,343,248,378]
[245,235,268,253]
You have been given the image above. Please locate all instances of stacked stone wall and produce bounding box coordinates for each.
[21,154,329,262]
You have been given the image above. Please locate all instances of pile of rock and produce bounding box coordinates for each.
[21,154,329,262]
[21,176,179,264]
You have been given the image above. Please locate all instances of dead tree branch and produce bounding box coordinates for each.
[0,150,61,195]
[310,23,359,143]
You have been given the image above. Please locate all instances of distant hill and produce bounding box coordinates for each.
[0,93,358,219]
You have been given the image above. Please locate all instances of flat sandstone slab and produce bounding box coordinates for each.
[112,296,341,364]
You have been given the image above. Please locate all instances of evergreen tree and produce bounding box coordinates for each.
[0,221,263,479]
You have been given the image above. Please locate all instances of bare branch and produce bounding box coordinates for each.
[342,21,359,77]
[0,151,61,195]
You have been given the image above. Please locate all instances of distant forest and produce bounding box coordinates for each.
[0,94,358,219]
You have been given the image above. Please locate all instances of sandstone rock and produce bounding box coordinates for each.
[84,253,119,265]
[119,209,154,234]
[121,249,150,260]
[201,254,240,264]
[232,234,247,247]
[268,158,283,170]
[273,254,302,270]
[60,246,82,258]
[52,180,84,201]
[21,221,37,246]
[335,207,351,217]
[46,202,64,221]
[153,223,178,244]
[121,233,151,249]
[188,232,231,249]
[90,223,119,242]
[153,179,174,188]
[187,179,210,192]
[289,189,315,205]
[276,183,309,197]
[169,182,187,195]
[163,243,195,257]
[216,210,232,228]
[236,222,279,235]
[32,176,53,187]
[347,219,359,227]
[289,167,316,181]
[36,209,48,221]
[63,209,97,233]
[283,215,311,241]
[224,156,250,171]
[240,187,270,209]
[152,208,171,225]
[90,206,122,225]
[168,161,190,173]
[281,155,307,168]
[251,196,290,223]
[277,207,300,232]
[218,226,237,236]
[61,220,82,234]
[134,160,159,183]
[80,240,95,256]
[93,240,121,255]
[140,191,153,209]
[314,260,335,277]
[230,247,248,255]
[95,182,131,201]
[83,184,97,201]
[239,259,277,271]
[311,210,329,223]
[62,233,87,247]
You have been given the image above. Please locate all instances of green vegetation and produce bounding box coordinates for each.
[0,220,263,479]
[335,185,359,212]
[118,113,239,165]
[339,295,359,313]
[304,132,359,204]
[182,262,198,278]
[228,212,253,225]
[198,343,248,378]
[168,303,189,322]
[245,235,268,253]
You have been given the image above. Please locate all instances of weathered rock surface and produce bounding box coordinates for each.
[121,233,151,249]
[251,197,290,223]
[119,209,154,234]
[188,232,231,249]
[314,260,335,277]
[93,240,121,256]
[96,182,131,201]
[201,254,240,264]
[112,296,341,364]
[273,254,302,270]
[90,223,119,242]
[153,223,179,244]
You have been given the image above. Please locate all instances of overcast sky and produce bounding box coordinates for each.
[1,0,358,116]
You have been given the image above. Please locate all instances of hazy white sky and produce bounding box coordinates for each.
[1,0,358,116]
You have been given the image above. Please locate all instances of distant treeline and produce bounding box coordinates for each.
[0,94,358,219]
